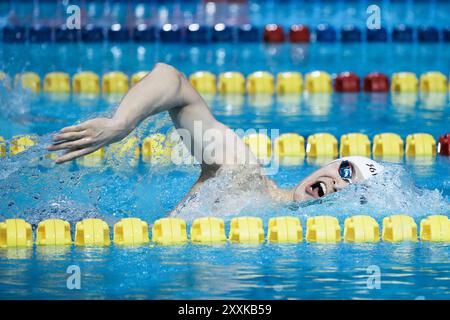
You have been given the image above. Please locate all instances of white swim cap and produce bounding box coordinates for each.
[331,156,384,180]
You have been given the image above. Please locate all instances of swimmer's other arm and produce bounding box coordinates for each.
[48,63,248,165]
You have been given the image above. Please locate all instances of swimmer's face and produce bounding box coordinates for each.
[293,159,365,202]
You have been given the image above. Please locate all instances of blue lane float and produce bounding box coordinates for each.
[238,24,260,42]
[341,24,362,43]
[107,24,130,42]
[417,25,440,43]
[366,26,388,42]
[54,25,79,42]
[443,26,450,42]
[212,23,234,42]
[186,24,211,43]
[315,23,336,42]
[392,24,414,42]
[2,25,27,43]
[81,24,104,42]
[29,25,52,43]
[159,23,182,43]
[133,24,156,42]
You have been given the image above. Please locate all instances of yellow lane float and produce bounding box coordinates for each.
[306,216,341,243]
[73,71,100,94]
[0,136,5,157]
[152,217,188,245]
[344,215,379,243]
[189,71,217,94]
[372,133,404,158]
[102,71,129,94]
[420,215,450,242]
[114,218,149,246]
[75,218,111,246]
[247,71,275,94]
[268,216,302,243]
[340,133,371,157]
[15,72,41,92]
[391,72,418,93]
[229,217,264,243]
[10,135,37,156]
[305,71,332,93]
[108,136,140,165]
[76,147,105,167]
[0,219,33,247]
[276,72,302,94]
[274,133,305,157]
[190,217,226,244]
[36,219,72,246]
[419,71,447,93]
[382,215,418,242]
[218,72,246,94]
[141,133,172,164]
[43,72,70,93]
[243,133,272,159]
[405,133,436,157]
[306,133,338,158]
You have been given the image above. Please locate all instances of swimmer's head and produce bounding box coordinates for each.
[292,156,384,202]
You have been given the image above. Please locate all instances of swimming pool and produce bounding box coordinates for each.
[1,0,450,300]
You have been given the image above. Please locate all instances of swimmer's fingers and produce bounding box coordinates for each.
[59,123,88,133]
[51,131,87,144]
[47,137,94,151]
[55,146,98,164]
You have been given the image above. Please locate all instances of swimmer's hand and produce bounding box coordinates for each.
[47,118,129,164]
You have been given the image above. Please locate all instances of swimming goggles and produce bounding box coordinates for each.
[338,160,353,183]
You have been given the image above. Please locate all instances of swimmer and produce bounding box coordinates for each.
[47,63,383,210]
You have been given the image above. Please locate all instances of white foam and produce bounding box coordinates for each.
[175,163,450,221]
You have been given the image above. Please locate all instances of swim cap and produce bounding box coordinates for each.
[331,156,384,180]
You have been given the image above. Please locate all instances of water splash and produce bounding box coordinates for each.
[0,84,34,121]
[174,165,282,220]
[0,102,176,224]
[175,163,450,222]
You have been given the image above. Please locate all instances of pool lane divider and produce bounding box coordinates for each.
[1,215,450,248]
[2,70,449,94]
[1,132,448,162]
[3,23,450,44]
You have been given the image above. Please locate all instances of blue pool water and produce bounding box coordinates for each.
[1,0,450,300]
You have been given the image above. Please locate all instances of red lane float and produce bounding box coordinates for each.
[334,72,360,92]
[264,24,285,43]
[438,134,450,156]
[289,24,310,43]
[364,72,389,92]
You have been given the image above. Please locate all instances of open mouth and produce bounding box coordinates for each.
[307,181,327,198]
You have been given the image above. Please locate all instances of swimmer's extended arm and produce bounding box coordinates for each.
[48,63,251,166]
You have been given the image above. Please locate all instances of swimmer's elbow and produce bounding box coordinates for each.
[154,63,183,84]
[154,62,177,73]
[153,62,184,99]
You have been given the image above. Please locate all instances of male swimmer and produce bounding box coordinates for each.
[47,63,383,210]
